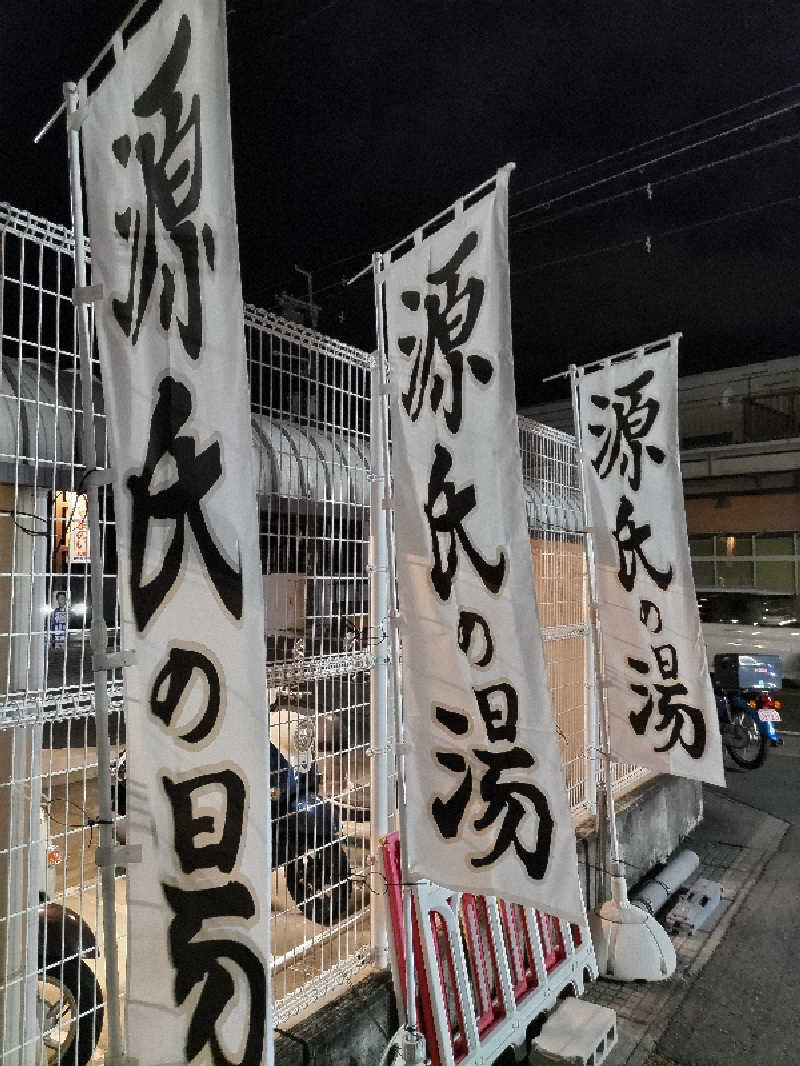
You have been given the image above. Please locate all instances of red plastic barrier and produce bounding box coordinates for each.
[380,832,594,1066]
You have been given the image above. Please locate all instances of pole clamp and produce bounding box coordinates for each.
[93,648,136,672]
[71,283,104,304]
[66,106,89,132]
[87,468,114,486]
[367,742,393,758]
[381,496,393,511]
[96,843,142,869]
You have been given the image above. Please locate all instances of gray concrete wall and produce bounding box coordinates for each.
[275,773,702,1064]
[275,970,398,1065]
[576,773,704,910]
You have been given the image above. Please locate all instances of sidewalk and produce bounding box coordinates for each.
[582,777,790,1066]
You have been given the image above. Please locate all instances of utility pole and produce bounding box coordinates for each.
[294,265,319,328]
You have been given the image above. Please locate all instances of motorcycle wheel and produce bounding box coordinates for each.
[37,958,104,1066]
[286,842,351,926]
[724,711,768,769]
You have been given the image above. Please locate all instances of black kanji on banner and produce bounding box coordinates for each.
[398,230,493,433]
[111,14,215,360]
[431,609,554,880]
[128,376,243,630]
[588,369,665,491]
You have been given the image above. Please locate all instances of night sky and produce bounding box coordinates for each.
[2,0,800,402]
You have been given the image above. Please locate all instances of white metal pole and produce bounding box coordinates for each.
[581,533,598,817]
[22,721,42,1063]
[372,257,425,1061]
[369,256,390,971]
[569,366,624,878]
[64,80,125,1063]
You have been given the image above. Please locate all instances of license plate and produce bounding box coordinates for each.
[758,709,781,722]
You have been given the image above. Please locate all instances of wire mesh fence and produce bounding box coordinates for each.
[520,417,594,816]
[0,201,649,1055]
[0,203,125,1066]
[244,306,375,1021]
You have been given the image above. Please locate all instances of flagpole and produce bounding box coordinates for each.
[64,81,127,1064]
[568,367,624,885]
[372,254,426,1065]
[542,332,681,386]
[34,0,151,144]
[369,265,390,972]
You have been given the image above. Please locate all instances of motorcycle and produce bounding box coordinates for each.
[715,686,782,769]
[713,651,783,770]
[37,809,104,1066]
[112,736,351,928]
[270,734,352,926]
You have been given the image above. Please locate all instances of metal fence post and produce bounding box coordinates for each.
[369,256,390,970]
[0,726,35,1066]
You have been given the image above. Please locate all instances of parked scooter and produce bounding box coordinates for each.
[270,734,352,926]
[112,738,351,928]
[37,809,104,1066]
[715,685,781,769]
[713,651,783,769]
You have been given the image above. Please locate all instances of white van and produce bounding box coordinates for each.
[698,588,800,687]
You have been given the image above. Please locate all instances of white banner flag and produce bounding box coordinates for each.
[83,1,271,1062]
[381,167,584,923]
[576,337,725,786]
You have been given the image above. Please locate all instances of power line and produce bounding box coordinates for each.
[511,96,800,221]
[511,191,800,277]
[511,78,800,201]
[512,127,800,237]
[277,88,800,298]
[312,129,800,297]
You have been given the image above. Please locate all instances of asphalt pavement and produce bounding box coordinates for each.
[583,696,799,1066]
[653,732,799,1065]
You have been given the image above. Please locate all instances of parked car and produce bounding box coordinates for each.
[698,588,800,687]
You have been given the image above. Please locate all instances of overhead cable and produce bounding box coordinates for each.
[285,87,800,295]
[512,192,800,277]
[511,78,800,201]
[511,96,800,221]
[513,127,800,236]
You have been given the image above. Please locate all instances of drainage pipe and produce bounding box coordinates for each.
[630,850,700,916]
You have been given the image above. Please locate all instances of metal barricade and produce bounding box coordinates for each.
[381,832,597,1066]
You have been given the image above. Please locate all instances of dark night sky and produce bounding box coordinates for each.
[2,0,800,402]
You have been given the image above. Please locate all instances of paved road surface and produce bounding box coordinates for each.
[655,732,799,1066]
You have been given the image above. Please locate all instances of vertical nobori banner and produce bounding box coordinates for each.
[82,1,271,1062]
[576,336,725,786]
[381,167,584,923]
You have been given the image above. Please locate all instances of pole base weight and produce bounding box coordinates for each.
[589,875,676,982]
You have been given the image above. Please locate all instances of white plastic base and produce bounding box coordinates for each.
[589,875,676,982]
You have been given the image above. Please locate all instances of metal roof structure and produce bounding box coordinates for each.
[1,357,583,531]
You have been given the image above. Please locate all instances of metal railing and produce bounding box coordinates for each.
[0,201,649,1055]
